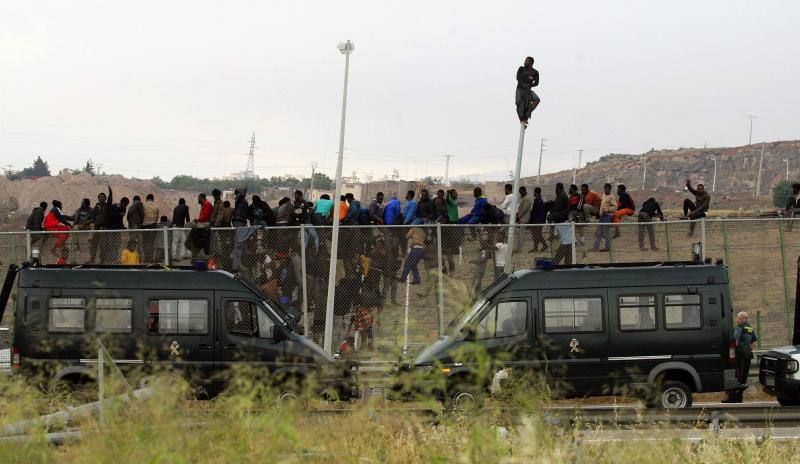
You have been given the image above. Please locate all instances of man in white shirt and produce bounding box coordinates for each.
[500,183,515,223]
[553,223,574,265]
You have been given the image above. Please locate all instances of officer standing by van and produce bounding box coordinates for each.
[724,311,758,403]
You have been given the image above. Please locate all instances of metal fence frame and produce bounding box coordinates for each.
[1,216,798,362]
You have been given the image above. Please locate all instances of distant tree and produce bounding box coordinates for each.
[83,159,96,176]
[773,179,798,208]
[419,176,444,186]
[18,156,51,178]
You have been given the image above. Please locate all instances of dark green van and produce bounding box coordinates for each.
[4,264,352,399]
[409,262,739,409]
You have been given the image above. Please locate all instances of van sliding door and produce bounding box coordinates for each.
[537,289,609,396]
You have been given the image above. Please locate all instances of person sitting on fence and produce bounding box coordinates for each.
[637,197,664,251]
[414,189,435,225]
[402,190,418,225]
[25,201,48,233]
[567,184,582,222]
[458,187,488,226]
[382,194,402,226]
[683,179,710,236]
[786,183,800,231]
[43,200,73,257]
[368,192,385,225]
[612,184,635,238]
[593,183,616,252]
[500,183,515,224]
[547,183,569,224]
[581,184,602,220]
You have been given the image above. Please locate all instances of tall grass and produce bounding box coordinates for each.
[1,371,799,463]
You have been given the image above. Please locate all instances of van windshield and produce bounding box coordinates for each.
[235,275,301,334]
[447,298,489,337]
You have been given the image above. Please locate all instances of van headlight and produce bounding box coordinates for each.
[779,358,799,373]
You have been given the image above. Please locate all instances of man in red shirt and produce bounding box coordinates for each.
[196,193,213,223]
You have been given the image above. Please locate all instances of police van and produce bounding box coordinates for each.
[1,263,352,399]
[405,262,739,409]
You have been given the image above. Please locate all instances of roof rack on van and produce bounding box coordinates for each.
[26,263,199,271]
[541,260,718,271]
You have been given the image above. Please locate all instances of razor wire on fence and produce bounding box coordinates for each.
[0,218,799,362]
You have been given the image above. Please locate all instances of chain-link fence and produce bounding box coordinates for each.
[1,218,799,364]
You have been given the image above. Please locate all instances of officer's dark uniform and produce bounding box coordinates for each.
[725,320,758,402]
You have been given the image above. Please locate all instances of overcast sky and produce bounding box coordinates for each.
[2,1,799,182]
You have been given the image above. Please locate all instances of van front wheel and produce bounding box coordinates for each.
[448,384,483,412]
[659,381,693,409]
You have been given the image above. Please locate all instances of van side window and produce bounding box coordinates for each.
[148,300,208,334]
[618,296,656,331]
[95,298,133,333]
[48,298,85,333]
[664,294,702,330]
[544,297,603,333]
[477,301,526,339]
[225,301,257,336]
[256,307,276,339]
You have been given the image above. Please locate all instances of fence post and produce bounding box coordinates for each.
[10,233,17,264]
[26,231,32,261]
[403,275,411,357]
[570,222,577,264]
[97,347,105,425]
[299,225,310,337]
[700,219,707,262]
[664,221,672,261]
[162,227,170,265]
[721,220,734,297]
[436,223,445,336]
[778,220,793,343]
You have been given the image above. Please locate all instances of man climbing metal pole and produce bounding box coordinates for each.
[515,56,540,127]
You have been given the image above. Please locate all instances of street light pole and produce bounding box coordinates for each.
[505,122,526,274]
[536,138,545,186]
[711,157,717,193]
[755,141,765,198]
[642,153,647,190]
[748,114,757,146]
[324,39,354,354]
[784,158,790,181]
[572,150,582,185]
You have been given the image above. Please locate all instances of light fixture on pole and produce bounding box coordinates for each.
[324,39,354,354]
[711,156,717,193]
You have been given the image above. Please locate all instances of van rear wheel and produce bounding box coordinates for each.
[659,380,693,409]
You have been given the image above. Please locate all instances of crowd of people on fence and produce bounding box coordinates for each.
[23,179,715,350]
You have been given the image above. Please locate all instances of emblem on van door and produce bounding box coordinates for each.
[169,341,182,360]
[569,338,580,353]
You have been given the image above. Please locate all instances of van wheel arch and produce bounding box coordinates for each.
[647,363,702,392]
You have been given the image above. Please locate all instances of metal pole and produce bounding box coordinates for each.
[536,138,545,186]
[505,122,526,274]
[162,227,170,265]
[778,220,793,343]
[436,223,445,336]
[785,159,790,181]
[642,153,647,190]
[570,222,577,264]
[299,225,309,336]
[755,142,765,197]
[700,219,706,262]
[403,274,410,357]
[25,230,32,260]
[748,115,757,145]
[443,154,452,186]
[711,157,717,192]
[324,40,353,354]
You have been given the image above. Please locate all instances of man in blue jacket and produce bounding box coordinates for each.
[458,187,487,225]
[402,190,418,225]
[383,195,402,225]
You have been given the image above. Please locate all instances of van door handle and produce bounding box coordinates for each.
[224,344,238,350]
[197,344,212,351]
